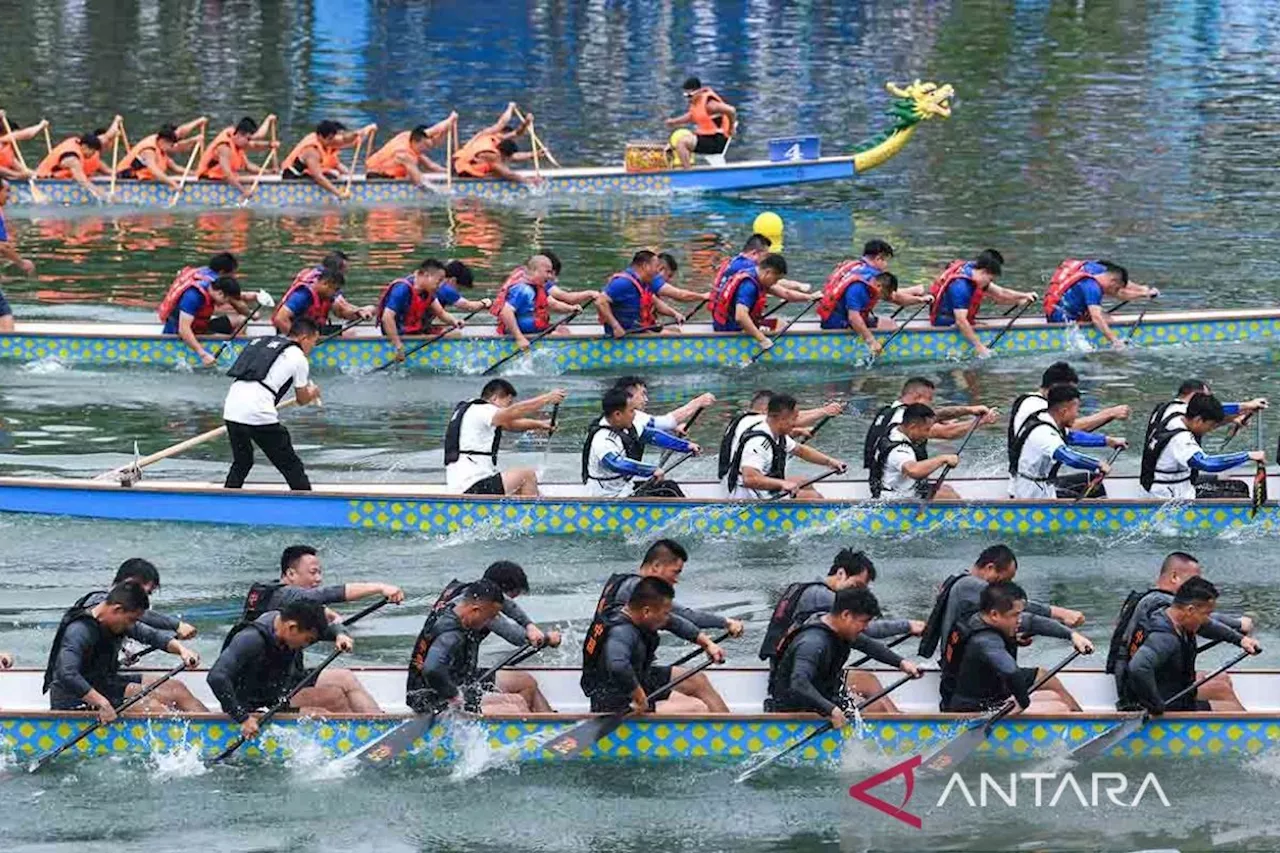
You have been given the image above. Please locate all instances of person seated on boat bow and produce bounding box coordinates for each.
[159,252,266,367]
[238,544,404,630]
[597,250,687,337]
[760,549,925,712]
[274,250,373,335]
[45,581,205,721]
[378,258,465,359]
[1108,551,1256,706]
[196,115,279,197]
[0,111,49,182]
[446,379,564,496]
[1145,379,1266,498]
[869,404,962,500]
[582,575,730,714]
[210,599,380,740]
[35,116,125,202]
[1120,577,1260,714]
[0,178,33,332]
[1141,393,1263,501]
[584,387,699,498]
[280,119,377,199]
[491,253,593,350]
[115,118,208,190]
[719,389,843,481]
[453,103,538,185]
[711,253,814,350]
[766,587,922,726]
[652,253,712,313]
[863,377,997,476]
[665,77,737,168]
[79,558,197,643]
[929,250,1037,358]
[722,392,846,499]
[222,317,322,491]
[817,240,932,354]
[366,113,456,186]
[1043,259,1160,349]
[1009,384,1127,500]
[941,580,1092,713]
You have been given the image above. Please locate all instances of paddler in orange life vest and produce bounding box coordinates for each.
[452,102,539,185]
[35,116,125,202]
[665,76,737,168]
[0,110,50,182]
[280,119,378,199]
[710,252,815,351]
[366,113,457,186]
[196,115,279,198]
[115,118,209,190]
[378,258,465,361]
[597,250,686,338]
[816,239,932,356]
[273,251,374,335]
[1043,259,1160,350]
[929,249,1037,358]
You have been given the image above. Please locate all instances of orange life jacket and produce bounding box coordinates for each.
[116,134,172,179]
[0,142,15,171]
[281,133,340,176]
[274,266,335,326]
[197,127,248,180]
[376,275,436,335]
[366,131,417,178]
[158,266,217,332]
[1042,259,1092,320]
[607,269,655,329]
[453,132,501,178]
[928,260,983,325]
[36,137,104,179]
[690,88,731,136]
[816,260,880,323]
[490,267,550,334]
[710,268,767,327]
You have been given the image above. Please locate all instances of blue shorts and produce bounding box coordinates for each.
[0,286,11,318]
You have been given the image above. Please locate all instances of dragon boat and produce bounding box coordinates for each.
[3,667,1277,765]
[3,307,1277,374]
[0,474,1272,539]
[5,83,952,210]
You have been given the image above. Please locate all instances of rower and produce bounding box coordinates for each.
[453,102,537,184]
[710,253,814,350]
[612,375,715,435]
[1009,361,1131,449]
[941,580,1093,713]
[863,376,996,472]
[0,178,34,332]
[0,111,49,181]
[274,250,373,335]
[582,576,728,714]
[378,258,463,361]
[715,233,812,300]
[35,116,124,201]
[1108,551,1257,705]
[115,119,209,189]
[80,558,197,641]
[492,254,586,350]
[1141,393,1264,500]
[222,316,322,491]
[719,390,843,482]
[868,404,961,499]
[766,588,923,726]
[1119,577,1261,714]
[158,252,259,367]
[653,253,712,311]
[816,239,932,354]
[365,113,457,185]
[1009,384,1127,500]
[239,545,405,628]
[722,392,846,499]
[584,387,699,498]
[760,549,925,712]
[445,379,564,496]
[438,260,491,313]
[665,76,737,168]
[929,249,1037,357]
[280,119,377,198]
[210,599,379,740]
[196,115,278,197]
[540,249,601,310]
[1043,258,1160,349]
[597,250,685,337]
[1146,379,1266,445]
[45,581,205,720]
[406,579,536,713]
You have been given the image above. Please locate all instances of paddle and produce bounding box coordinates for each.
[482,310,579,375]
[679,297,709,325]
[765,467,842,501]
[1123,307,1150,344]
[319,316,369,344]
[349,642,545,766]
[1252,462,1267,519]
[0,112,46,203]
[239,130,278,207]
[1074,446,1125,502]
[1067,649,1254,763]
[207,305,262,365]
[985,298,1036,353]
[1108,300,1131,314]
[1219,409,1257,451]
[869,301,929,365]
[372,305,487,373]
[542,656,720,759]
[28,660,188,772]
[745,301,815,366]
[656,407,705,469]
[921,415,983,502]
[920,649,1083,774]
[798,414,834,446]
[672,631,731,668]
[167,137,205,207]
[734,674,914,783]
[848,632,913,669]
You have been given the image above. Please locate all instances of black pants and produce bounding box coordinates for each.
[224,420,312,490]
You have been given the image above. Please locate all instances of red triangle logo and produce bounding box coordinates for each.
[848,754,923,829]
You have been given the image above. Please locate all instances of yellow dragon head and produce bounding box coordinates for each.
[886,80,955,125]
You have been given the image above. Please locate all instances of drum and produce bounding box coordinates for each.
[625,142,672,173]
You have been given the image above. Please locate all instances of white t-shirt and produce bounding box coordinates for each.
[223,346,310,426]
[446,402,502,493]
[879,427,922,498]
[1012,413,1066,500]
[727,422,797,499]
[1144,415,1200,500]
[587,427,639,497]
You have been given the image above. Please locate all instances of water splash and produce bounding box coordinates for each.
[19,358,69,374]
[144,720,209,781]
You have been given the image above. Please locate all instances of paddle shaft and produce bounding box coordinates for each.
[748,300,815,365]
[986,649,1083,727]
[986,299,1036,352]
[799,414,834,446]
[208,305,261,363]
[871,301,929,362]
[848,632,912,668]
[672,631,730,668]
[374,306,487,373]
[656,407,705,469]
[0,112,45,202]
[1123,307,1150,343]
[1219,409,1256,451]
[319,316,368,344]
[680,297,709,325]
[925,415,984,500]
[766,467,841,501]
[1164,649,1253,709]
[1076,446,1124,502]
[339,596,392,627]
[483,310,579,375]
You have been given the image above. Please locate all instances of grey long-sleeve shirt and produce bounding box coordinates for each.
[51,617,174,703]
[792,583,912,639]
[208,612,310,722]
[774,618,905,716]
[936,574,1052,662]
[610,574,727,642]
[82,590,182,633]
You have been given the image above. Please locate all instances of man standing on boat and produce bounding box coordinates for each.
[862,376,997,473]
[1043,258,1160,349]
[222,317,322,491]
[722,393,845,499]
[0,177,34,332]
[1141,393,1263,500]
[280,119,378,199]
[868,404,962,499]
[929,250,1037,358]
[597,250,686,337]
[445,379,564,496]
[453,103,538,185]
[665,77,737,168]
[366,114,456,185]
[1009,384,1127,499]
[273,250,374,335]
[584,387,700,498]
[196,115,279,198]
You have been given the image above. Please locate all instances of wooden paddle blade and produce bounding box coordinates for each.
[1252,464,1267,518]
[353,712,440,766]
[1067,714,1145,763]
[541,713,628,759]
[918,718,990,775]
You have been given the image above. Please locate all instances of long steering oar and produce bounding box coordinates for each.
[985,298,1036,354]
[745,300,815,366]
[766,467,842,501]
[28,660,188,772]
[372,306,485,373]
[868,301,929,366]
[920,649,1083,774]
[735,674,914,784]
[1067,648,1254,763]
[543,656,720,759]
[483,310,579,376]
[921,415,983,503]
[1074,446,1125,502]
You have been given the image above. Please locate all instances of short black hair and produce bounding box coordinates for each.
[1041,361,1078,388]
[483,560,529,596]
[980,580,1026,614]
[1047,383,1081,408]
[289,316,320,338]
[977,248,1005,266]
[497,138,518,157]
[105,580,151,613]
[629,575,675,608]
[863,239,894,258]
[973,255,1002,276]
[1173,575,1218,606]
[417,258,445,274]
[1177,378,1210,397]
[157,124,179,144]
[976,544,1017,572]
[830,548,875,580]
[759,253,787,276]
[280,599,328,635]
[79,132,103,151]
[602,387,632,417]
[1097,260,1129,284]
[318,269,344,288]
[631,249,658,267]
[280,545,317,574]
[444,260,473,288]
[316,120,346,138]
[642,538,688,567]
[831,587,881,618]
[543,250,562,276]
[658,253,678,273]
[321,250,349,272]
[874,272,899,294]
[1186,393,1226,423]
[742,234,772,254]
[612,375,646,394]
[113,558,160,588]
[767,392,797,415]
[210,275,242,300]
[900,402,935,426]
[481,378,517,400]
[1160,551,1199,576]
[463,578,505,605]
[749,388,774,408]
[235,117,259,136]
[682,76,702,91]
[902,376,936,395]
[409,124,431,143]
[209,252,239,274]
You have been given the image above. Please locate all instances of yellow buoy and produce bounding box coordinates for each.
[669,128,695,149]
[753,211,784,251]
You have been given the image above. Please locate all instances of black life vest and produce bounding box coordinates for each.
[1141,422,1194,491]
[42,591,104,694]
[580,607,659,700]
[917,572,966,657]
[766,618,850,709]
[1010,413,1065,483]
[1145,400,1183,445]
[940,613,1017,709]
[581,422,644,484]
[863,404,903,470]
[719,411,764,479]
[758,581,824,661]
[869,433,927,498]
[405,579,471,697]
[725,427,787,493]
[225,335,300,404]
[1106,588,1162,674]
[443,399,503,466]
[593,572,639,617]
[1006,393,1045,472]
[220,616,306,696]
[239,581,285,624]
